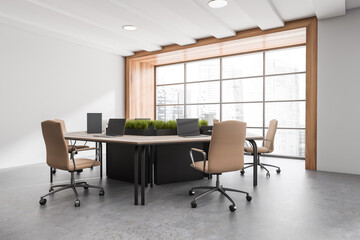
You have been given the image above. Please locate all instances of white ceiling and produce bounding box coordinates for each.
[0,0,359,56]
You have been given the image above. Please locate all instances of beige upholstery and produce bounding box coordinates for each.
[53,119,90,153]
[244,119,278,154]
[41,120,99,171]
[53,119,70,146]
[191,120,246,174]
[264,119,278,152]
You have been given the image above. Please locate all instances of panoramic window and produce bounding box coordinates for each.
[155,46,306,158]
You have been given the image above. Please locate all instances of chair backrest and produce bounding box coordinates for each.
[264,119,278,153]
[208,120,246,173]
[53,119,69,146]
[41,120,70,171]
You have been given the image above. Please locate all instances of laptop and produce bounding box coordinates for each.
[176,118,208,137]
[94,118,126,137]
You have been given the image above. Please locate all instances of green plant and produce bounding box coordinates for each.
[199,119,208,127]
[137,120,150,130]
[148,120,156,126]
[153,120,165,129]
[125,120,150,129]
[164,120,177,129]
[125,120,135,129]
[126,119,207,130]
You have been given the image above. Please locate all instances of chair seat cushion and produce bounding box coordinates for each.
[69,158,100,171]
[244,146,269,153]
[67,145,90,153]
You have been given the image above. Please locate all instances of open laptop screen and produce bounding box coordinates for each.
[176,119,200,136]
[106,118,126,136]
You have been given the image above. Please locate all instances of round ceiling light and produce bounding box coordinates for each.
[123,25,137,31]
[208,0,228,8]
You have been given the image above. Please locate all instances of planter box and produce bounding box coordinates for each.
[200,126,213,135]
[125,126,210,136]
[155,129,177,136]
[124,128,154,136]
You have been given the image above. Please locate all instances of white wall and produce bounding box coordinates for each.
[317,8,360,174]
[0,24,125,169]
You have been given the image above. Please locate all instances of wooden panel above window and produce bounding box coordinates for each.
[131,27,306,66]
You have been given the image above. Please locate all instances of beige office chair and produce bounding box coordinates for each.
[241,119,280,178]
[50,119,97,178]
[39,120,104,207]
[55,119,91,150]
[188,120,252,212]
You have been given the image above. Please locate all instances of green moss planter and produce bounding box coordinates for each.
[155,129,177,136]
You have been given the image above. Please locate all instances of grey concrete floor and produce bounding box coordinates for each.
[0,156,360,240]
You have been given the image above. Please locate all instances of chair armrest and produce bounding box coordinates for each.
[69,140,77,154]
[191,148,206,154]
[189,148,207,172]
[76,147,96,152]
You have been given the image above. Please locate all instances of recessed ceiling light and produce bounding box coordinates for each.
[208,0,228,9]
[123,25,137,31]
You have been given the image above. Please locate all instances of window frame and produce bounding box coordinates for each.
[155,45,306,159]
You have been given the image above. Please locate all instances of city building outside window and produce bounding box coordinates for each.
[155,46,306,158]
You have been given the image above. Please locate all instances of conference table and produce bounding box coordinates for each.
[64,132,263,205]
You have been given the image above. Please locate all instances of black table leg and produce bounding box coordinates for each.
[150,145,154,188]
[134,145,139,205]
[141,146,146,205]
[50,167,53,183]
[145,146,150,188]
[95,142,98,161]
[248,140,258,187]
[99,142,103,179]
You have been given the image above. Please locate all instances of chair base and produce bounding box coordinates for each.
[241,154,281,177]
[40,172,104,207]
[189,174,251,212]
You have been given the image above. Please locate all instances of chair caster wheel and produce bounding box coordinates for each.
[84,186,89,190]
[266,172,270,178]
[276,169,281,174]
[75,199,80,207]
[49,187,54,192]
[240,170,245,175]
[189,190,195,196]
[52,169,56,174]
[39,198,47,205]
[191,201,197,208]
[99,189,105,196]
[246,195,252,201]
[229,205,237,212]
[76,169,83,173]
